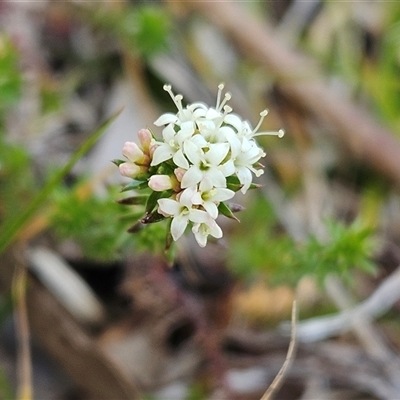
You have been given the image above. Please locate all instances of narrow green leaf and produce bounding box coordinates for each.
[141,210,166,224]
[218,202,241,222]
[145,189,172,214]
[145,190,162,214]
[0,109,123,254]
[117,195,148,205]
[127,221,144,233]
[226,182,242,192]
[112,159,125,167]
[120,180,149,192]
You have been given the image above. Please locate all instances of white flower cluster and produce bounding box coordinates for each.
[118,84,283,248]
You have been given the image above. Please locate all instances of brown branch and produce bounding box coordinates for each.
[181,0,400,187]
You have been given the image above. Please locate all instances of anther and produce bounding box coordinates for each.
[218,93,232,112]
[223,105,232,117]
[174,94,184,113]
[163,84,176,104]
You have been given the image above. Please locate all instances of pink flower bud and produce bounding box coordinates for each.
[122,142,143,161]
[174,168,186,183]
[122,141,150,166]
[119,162,145,178]
[137,129,152,153]
[148,175,173,192]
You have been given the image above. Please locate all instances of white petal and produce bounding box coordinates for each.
[183,140,202,165]
[205,108,223,120]
[199,177,214,192]
[236,167,252,194]
[179,121,195,137]
[190,134,208,149]
[191,191,203,205]
[225,130,241,157]
[157,198,181,217]
[162,124,176,142]
[188,102,207,112]
[189,209,209,223]
[192,224,208,248]
[150,144,174,166]
[208,219,223,238]
[203,201,218,219]
[206,143,229,165]
[224,113,243,133]
[205,168,226,188]
[171,214,189,241]
[180,186,198,207]
[181,166,203,188]
[197,119,216,133]
[173,149,189,169]
[212,188,235,202]
[154,113,178,126]
[220,159,235,177]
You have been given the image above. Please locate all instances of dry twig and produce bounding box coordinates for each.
[12,249,32,400]
[289,265,400,342]
[260,301,298,400]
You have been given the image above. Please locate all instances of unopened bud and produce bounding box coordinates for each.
[119,162,146,178]
[148,175,173,192]
[138,129,152,153]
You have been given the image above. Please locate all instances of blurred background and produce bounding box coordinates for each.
[2,1,400,399]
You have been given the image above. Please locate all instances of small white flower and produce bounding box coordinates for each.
[181,141,234,188]
[192,217,223,248]
[191,178,235,219]
[157,186,209,241]
[232,138,266,193]
[151,123,194,168]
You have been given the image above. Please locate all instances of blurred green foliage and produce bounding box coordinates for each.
[51,184,132,261]
[0,35,22,118]
[228,194,377,286]
[0,141,36,223]
[50,182,172,262]
[89,5,170,58]
[0,34,33,226]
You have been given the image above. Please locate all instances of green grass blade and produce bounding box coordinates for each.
[0,110,122,255]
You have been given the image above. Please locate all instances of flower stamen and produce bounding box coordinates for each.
[222,105,232,118]
[253,128,285,138]
[252,110,269,135]
[163,84,184,114]
[216,83,225,109]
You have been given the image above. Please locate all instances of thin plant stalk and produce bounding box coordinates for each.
[260,300,298,400]
[13,249,31,400]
